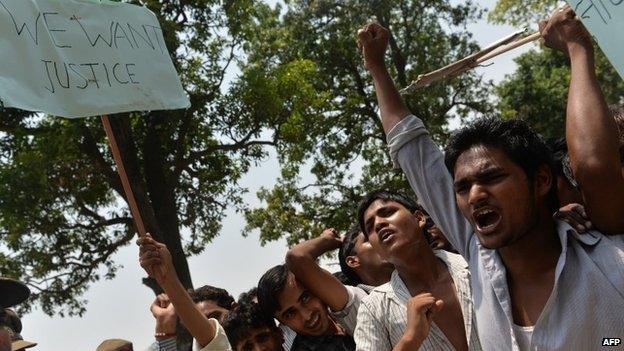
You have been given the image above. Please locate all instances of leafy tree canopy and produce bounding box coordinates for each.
[491,0,624,139]
[244,0,493,246]
[0,0,323,316]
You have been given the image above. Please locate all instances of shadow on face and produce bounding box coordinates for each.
[348,233,394,284]
[274,274,331,337]
[235,327,284,351]
[453,145,551,249]
[196,300,231,324]
[363,199,428,265]
[0,329,9,351]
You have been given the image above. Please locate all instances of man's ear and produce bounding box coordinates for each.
[413,210,427,228]
[535,164,554,197]
[346,255,360,269]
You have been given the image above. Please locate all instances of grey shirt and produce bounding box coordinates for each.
[387,114,624,351]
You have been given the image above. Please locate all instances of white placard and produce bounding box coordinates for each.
[0,0,190,118]
[567,0,624,79]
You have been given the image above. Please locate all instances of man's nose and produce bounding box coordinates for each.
[468,183,488,206]
[302,307,315,325]
[373,217,389,235]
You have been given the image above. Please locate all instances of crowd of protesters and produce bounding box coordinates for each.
[1,5,623,351]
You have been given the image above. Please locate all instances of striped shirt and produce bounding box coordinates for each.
[388,114,624,350]
[354,250,481,351]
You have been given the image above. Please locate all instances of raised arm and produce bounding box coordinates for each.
[357,23,411,133]
[541,6,624,234]
[285,228,349,311]
[138,234,219,348]
[357,23,474,258]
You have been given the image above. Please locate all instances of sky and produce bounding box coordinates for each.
[20,1,536,349]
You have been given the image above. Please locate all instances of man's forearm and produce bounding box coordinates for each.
[566,43,624,233]
[393,331,423,351]
[160,277,216,347]
[285,235,349,311]
[567,44,618,171]
[288,236,339,261]
[368,64,412,134]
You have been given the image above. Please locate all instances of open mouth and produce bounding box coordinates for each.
[306,313,320,330]
[472,207,502,234]
[379,228,395,244]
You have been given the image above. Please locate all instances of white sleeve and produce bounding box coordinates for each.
[387,114,474,260]
[192,319,232,351]
[330,285,368,336]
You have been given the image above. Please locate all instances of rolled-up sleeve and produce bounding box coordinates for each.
[387,115,474,259]
[330,285,368,336]
[192,319,232,351]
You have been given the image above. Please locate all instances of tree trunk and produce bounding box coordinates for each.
[143,112,193,291]
[105,114,193,294]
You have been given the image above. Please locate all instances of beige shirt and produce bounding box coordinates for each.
[354,250,481,351]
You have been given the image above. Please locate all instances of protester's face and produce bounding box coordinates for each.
[426,224,453,251]
[453,145,550,249]
[0,329,10,351]
[275,273,331,336]
[196,300,230,323]
[363,200,427,263]
[235,327,284,351]
[351,233,394,279]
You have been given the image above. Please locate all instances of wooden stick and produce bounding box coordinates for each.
[401,30,542,93]
[101,114,147,237]
[476,32,541,64]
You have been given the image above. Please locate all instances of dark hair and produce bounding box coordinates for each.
[444,117,558,211]
[338,224,363,286]
[3,309,21,333]
[357,189,422,237]
[548,138,577,188]
[610,105,624,145]
[222,300,279,349]
[188,285,235,310]
[257,264,290,316]
[238,287,258,306]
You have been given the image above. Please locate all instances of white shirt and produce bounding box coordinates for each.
[193,318,232,351]
[512,324,533,351]
[354,250,481,351]
[388,114,624,350]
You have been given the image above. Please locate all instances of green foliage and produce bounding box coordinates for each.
[244,0,494,246]
[496,46,624,139]
[489,0,556,27]
[0,0,321,316]
[492,0,624,139]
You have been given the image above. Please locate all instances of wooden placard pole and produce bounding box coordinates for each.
[100,114,147,237]
[401,30,542,93]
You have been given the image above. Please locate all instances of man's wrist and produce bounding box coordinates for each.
[155,319,177,335]
[366,62,388,75]
[567,41,594,58]
[397,330,424,349]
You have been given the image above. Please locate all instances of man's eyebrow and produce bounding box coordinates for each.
[454,165,505,187]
